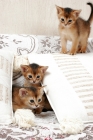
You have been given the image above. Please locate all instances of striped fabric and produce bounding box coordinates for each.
[53,53,93,120]
[0,50,14,124]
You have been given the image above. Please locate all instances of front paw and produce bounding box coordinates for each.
[33,108,42,114]
[69,51,76,55]
[69,49,76,55]
[61,47,67,54]
[78,48,86,53]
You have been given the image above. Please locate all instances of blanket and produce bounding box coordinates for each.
[28,53,93,134]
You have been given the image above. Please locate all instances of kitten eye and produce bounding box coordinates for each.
[68,19,72,23]
[30,99,34,103]
[37,75,40,79]
[28,75,32,79]
[61,18,64,22]
[38,99,41,102]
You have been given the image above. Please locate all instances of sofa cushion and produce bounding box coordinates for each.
[0,50,14,124]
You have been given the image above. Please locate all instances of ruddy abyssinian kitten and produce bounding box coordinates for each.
[12,86,52,113]
[56,2,93,55]
[20,63,48,87]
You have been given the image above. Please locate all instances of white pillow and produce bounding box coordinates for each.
[0,50,14,124]
[52,53,93,121]
[28,53,93,134]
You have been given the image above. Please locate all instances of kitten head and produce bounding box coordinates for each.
[20,63,48,84]
[19,86,45,109]
[56,5,81,28]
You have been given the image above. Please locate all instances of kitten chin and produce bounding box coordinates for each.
[56,3,93,55]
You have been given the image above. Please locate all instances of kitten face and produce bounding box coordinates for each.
[19,86,45,109]
[56,5,81,28]
[20,63,48,84]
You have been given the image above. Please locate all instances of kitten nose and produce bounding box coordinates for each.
[33,81,35,83]
[35,105,38,107]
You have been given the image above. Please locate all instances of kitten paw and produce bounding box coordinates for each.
[69,51,76,55]
[33,108,42,114]
[79,49,86,53]
[61,49,67,54]
[77,47,86,53]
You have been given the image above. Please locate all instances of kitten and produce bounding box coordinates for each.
[20,63,48,87]
[56,2,93,55]
[12,86,52,113]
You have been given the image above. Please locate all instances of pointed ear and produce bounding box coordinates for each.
[38,85,47,95]
[55,5,63,14]
[19,88,28,97]
[72,10,81,18]
[40,66,48,74]
[20,65,29,73]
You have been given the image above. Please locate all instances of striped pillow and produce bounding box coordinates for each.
[0,50,14,124]
[53,53,93,121]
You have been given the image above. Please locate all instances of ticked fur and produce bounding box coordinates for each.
[20,63,48,87]
[56,2,93,54]
[12,86,52,114]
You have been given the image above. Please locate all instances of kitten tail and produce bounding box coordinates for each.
[87,2,93,24]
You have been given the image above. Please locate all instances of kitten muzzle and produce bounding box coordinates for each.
[33,106,39,109]
[30,105,40,109]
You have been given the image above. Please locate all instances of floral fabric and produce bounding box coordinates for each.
[0,34,93,139]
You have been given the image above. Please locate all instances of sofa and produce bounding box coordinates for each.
[0,34,93,139]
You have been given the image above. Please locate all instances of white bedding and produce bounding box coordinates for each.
[0,34,93,139]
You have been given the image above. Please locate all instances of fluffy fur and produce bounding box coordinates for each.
[56,2,93,55]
